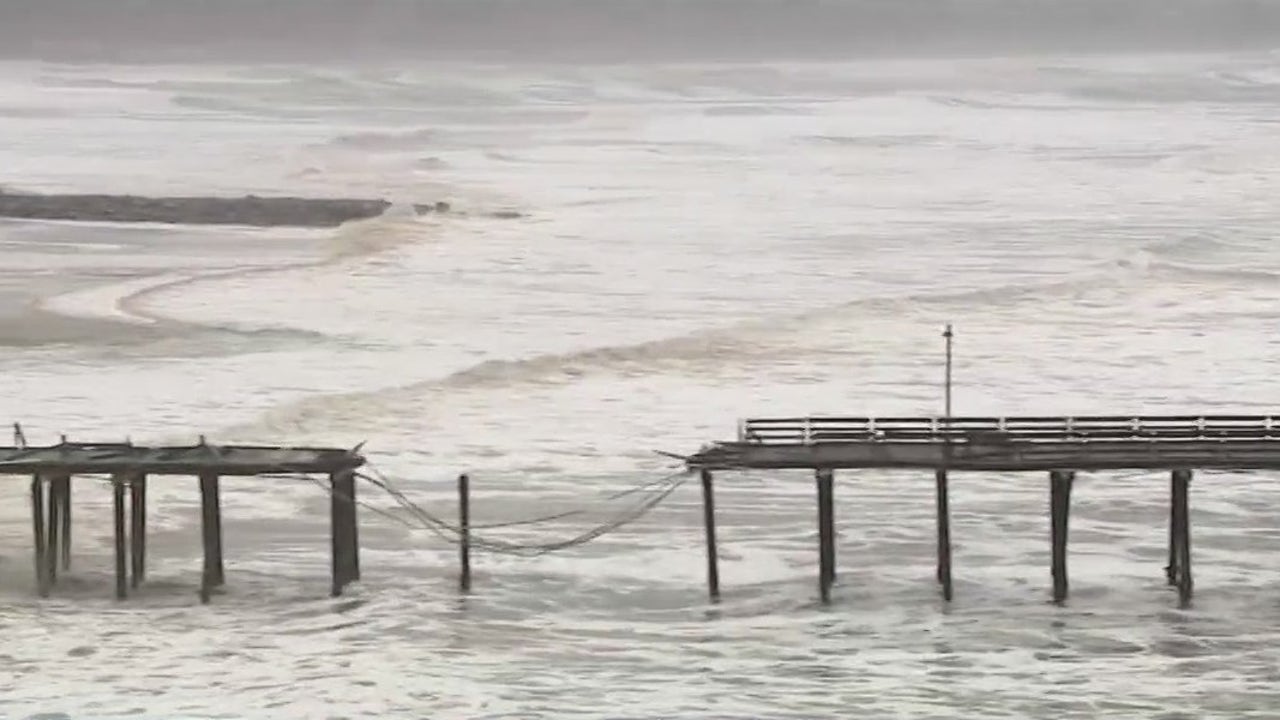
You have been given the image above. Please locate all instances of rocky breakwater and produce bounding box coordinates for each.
[0,190,397,228]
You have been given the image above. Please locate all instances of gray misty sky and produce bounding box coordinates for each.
[0,0,1278,63]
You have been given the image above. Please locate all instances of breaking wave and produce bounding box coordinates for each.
[116,212,433,324]
[32,212,436,347]
[221,255,1200,438]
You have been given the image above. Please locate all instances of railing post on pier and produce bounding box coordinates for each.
[935,469,953,601]
[816,468,835,604]
[30,475,48,598]
[130,474,147,588]
[113,475,127,600]
[199,473,224,603]
[700,469,720,603]
[459,473,471,593]
[1169,469,1194,607]
[1049,470,1075,604]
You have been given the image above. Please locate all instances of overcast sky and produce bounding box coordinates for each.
[0,0,1277,63]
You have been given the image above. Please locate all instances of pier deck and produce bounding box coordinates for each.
[7,439,365,602]
[687,415,1280,470]
[686,415,1279,608]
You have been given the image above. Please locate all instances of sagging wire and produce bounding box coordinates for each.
[352,460,694,557]
[9,425,694,558]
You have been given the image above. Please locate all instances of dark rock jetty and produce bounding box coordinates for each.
[0,190,408,228]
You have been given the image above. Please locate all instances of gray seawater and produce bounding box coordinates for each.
[2,49,1280,718]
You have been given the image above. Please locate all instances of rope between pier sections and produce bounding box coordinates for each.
[350,462,694,557]
[17,429,692,559]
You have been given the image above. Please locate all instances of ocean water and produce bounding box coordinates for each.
[3,48,1280,718]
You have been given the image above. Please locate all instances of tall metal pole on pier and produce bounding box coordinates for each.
[943,324,953,421]
[936,323,956,600]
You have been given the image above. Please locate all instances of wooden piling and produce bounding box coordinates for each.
[31,475,48,598]
[459,473,471,593]
[1049,470,1074,604]
[199,473,223,603]
[113,476,127,600]
[816,468,835,604]
[935,469,953,601]
[330,470,357,597]
[700,469,720,603]
[1172,469,1193,607]
[55,474,71,571]
[1166,471,1178,586]
[45,474,60,586]
[130,474,147,588]
[348,470,360,582]
[824,468,834,579]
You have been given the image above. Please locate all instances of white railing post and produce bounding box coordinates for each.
[802,418,813,445]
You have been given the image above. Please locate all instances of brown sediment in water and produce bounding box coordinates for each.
[0,190,395,228]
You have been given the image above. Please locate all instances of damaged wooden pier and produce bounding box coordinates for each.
[6,439,364,602]
[686,414,1280,608]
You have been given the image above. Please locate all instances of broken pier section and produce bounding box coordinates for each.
[7,439,364,602]
[686,415,1274,607]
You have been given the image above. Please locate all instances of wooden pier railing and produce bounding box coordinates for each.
[737,415,1280,445]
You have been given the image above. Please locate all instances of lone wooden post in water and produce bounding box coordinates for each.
[1049,470,1075,604]
[459,473,472,592]
[816,468,835,604]
[700,469,720,603]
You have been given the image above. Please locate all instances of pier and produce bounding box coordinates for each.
[5,438,364,601]
[685,414,1280,607]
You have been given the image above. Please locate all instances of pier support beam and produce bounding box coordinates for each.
[45,474,60,587]
[1168,469,1194,607]
[199,473,224,603]
[1049,470,1075,604]
[330,470,358,597]
[935,469,953,601]
[130,475,147,588]
[31,475,48,598]
[54,474,71,571]
[113,476,127,600]
[349,470,360,582]
[816,468,835,604]
[700,469,720,603]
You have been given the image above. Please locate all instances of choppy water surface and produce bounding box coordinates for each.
[3,51,1280,718]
